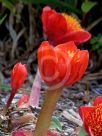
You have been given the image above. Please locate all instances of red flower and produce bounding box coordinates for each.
[42,6,91,46]
[11,62,27,93]
[79,96,102,136]
[4,63,28,111]
[38,41,89,88]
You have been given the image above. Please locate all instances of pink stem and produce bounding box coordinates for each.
[28,69,41,108]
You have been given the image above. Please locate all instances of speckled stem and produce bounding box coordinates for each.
[34,88,63,136]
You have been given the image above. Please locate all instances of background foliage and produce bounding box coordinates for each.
[0,0,102,74]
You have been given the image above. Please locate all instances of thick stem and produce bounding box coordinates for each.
[34,88,63,136]
[3,91,15,114]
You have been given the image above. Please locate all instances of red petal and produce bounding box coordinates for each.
[38,41,58,85]
[57,30,91,45]
[55,47,71,86]
[65,53,79,86]
[65,50,88,86]
[93,96,102,106]
[79,106,96,134]
[56,41,77,53]
[11,62,27,92]
[79,106,95,122]
[42,6,67,46]
[42,6,56,33]
[75,50,89,81]
[55,42,79,86]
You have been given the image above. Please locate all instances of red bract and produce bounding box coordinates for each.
[11,62,27,92]
[12,129,33,136]
[12,129,59,136]
[38,41,89,88]
[42,6,91,46]
[12,129,26,136]
[18,94,29,107]
[79,96,102,136]
[47,130,59,136]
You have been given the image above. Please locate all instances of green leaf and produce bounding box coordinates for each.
[78,126,88,136]
[0,84,11,91]
[50,116,62,131]
[90,37,98,44]
[81,1,97,13]
[20,0,81,14]
[0,14,7,25]
[3,0,16,14]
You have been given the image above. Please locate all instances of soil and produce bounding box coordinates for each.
[0,70,102,136]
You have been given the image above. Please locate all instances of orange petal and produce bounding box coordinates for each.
[62,13,83,31]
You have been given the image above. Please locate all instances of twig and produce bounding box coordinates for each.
[68,109,81,119]
[1,45,38,72]
[11,28,25,59]
[62,110,83,126]
[6,13,25,59]
[28,4,34,46]
[28,4,39,46]
[86,17,102,31]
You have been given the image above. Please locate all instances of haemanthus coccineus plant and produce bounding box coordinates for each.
[79,96,102,136]
[42,6,91,46]
[34,41,89,136]
[3,62,27,114]
[28,4,91,116]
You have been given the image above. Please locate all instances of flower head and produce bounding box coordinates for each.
[42,6,91,46]
[38,41,89,89]
[11,62,27,93]
[79,96,102,136]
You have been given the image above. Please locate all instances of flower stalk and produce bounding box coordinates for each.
[34,87,63,136]
[3,91,15,114]
[3,62,27,114]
